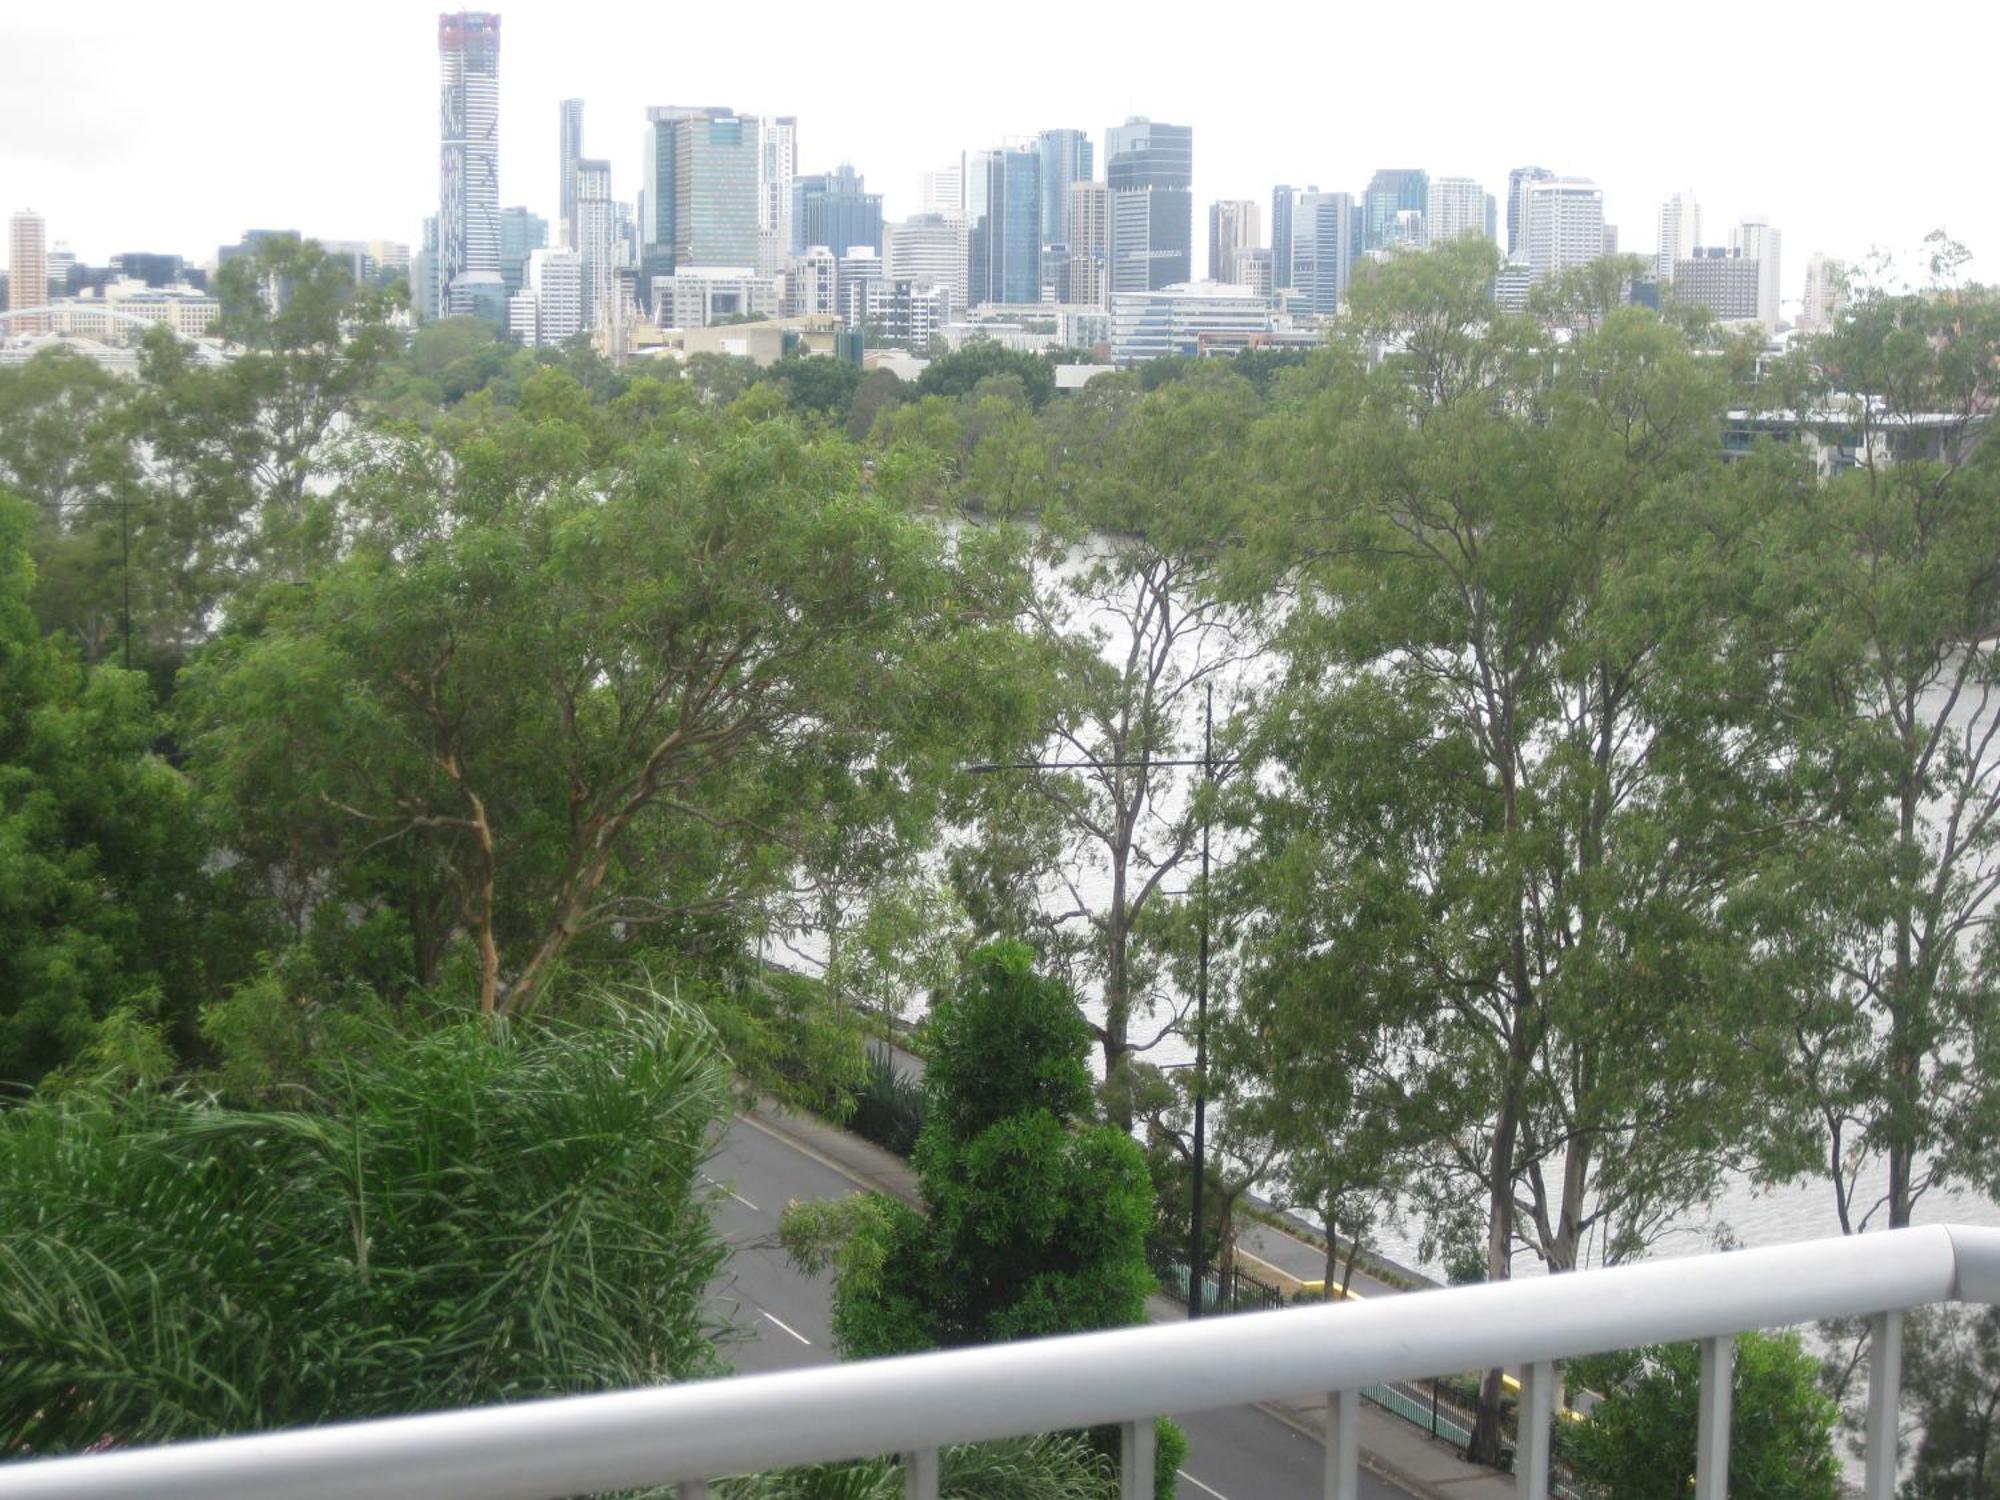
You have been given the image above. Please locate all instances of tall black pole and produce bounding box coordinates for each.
[1187,683,1212,1318]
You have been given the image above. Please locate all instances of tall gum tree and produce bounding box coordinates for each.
[1759,273,2000,1233]
[184,373,1009,1016]
[955,367,1264,1127]
[1256,238,1796,1462]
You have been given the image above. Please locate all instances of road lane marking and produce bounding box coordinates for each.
[760,1310,812,1346]
[700,1173,761,1213]
[734,1109,921,1206]
[1178,1470,1228,1500]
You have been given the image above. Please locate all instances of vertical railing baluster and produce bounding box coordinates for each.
[1864,1311,1905,1500]
[1695,1334,1734,1500]
[1324,1389,1360,1500]
[1121,1418,1157,1500]
[1517,1361,1554,1500]
[903,1447,940,1500]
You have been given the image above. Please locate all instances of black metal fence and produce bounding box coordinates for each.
[1147,1239,1287,1314]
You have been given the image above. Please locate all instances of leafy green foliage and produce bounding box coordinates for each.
[763,354,864,420]
[1567,1333,1841,1500]
[180,375,997,1016]
[1752,281,2000,1231]
[717,1432,1118,1500]
[916,341,1057,410]
[0,996,731,1456]
[0,494,235,1085]
[782,944,1169,1497]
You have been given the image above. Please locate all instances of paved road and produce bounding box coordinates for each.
[703,1115,1402,1500]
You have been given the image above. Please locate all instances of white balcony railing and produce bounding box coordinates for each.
[3,1223,1996,1500]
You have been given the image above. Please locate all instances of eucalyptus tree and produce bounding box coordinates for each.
[183,369,1016,1016]
[1253,237,1793,1461]
[952,365,1266,1127]
[1757,271,2000,1233]
[131,234,402,606]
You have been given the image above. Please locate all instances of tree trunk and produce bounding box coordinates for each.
[1103,856,1133,1132]
[1340,1223,1363,1301]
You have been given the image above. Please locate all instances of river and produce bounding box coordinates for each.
[792,526,2000,1277]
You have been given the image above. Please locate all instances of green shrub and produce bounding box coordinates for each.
[0,996,730,1456]
[848,1048,926,1156]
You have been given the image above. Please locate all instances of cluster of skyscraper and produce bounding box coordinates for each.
[412,9,1828,362]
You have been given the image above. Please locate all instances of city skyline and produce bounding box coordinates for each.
[5,0,1993,310]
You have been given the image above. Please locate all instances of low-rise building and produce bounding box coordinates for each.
[46,278,222,341]
[652,267,781,330]
[1109,281,1276,365]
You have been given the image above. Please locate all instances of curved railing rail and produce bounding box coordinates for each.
[5,1223,1997,1500]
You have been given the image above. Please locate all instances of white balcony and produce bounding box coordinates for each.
[3,1223,1994,1500]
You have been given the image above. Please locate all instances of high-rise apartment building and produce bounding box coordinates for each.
[7,211,49,333]
[1063,182,1110,307]
[1506,165,1555,257]
[1730,216,1783,329]
[1037,128,1094,288]
[1289,191,1353,315]
[1655,189,1700,284]
[1207,200,1260,283]
[885,213,969,315]
[1800,252,1845,333]
[793,166,882,259]
[1427,177,1488,244]
[1105,118,1193,294]
[1525,178,1604,282]
[575,161,615,328]
[437,12,503,320]
[559,99,585,250]
[786,245,837,317]
[759,117,798,276]
[1363,169,1429,251]
[966,146,1041,308]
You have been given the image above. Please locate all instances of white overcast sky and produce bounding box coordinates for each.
[3,0,1993,309]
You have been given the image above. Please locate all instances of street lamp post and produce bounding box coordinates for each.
[965,683,1231,1320]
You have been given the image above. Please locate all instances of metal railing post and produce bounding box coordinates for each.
[1695,1334,1734,1500]
[1516,1361,1554,1500]
[902,1448,939,1500]
[1324,1390,1360,1500]
[1863,1311,1905,1500]
[1121,1418,1156,1500]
